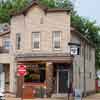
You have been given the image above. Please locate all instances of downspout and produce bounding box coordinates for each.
[83,42,86,96]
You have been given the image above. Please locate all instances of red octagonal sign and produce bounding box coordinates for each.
[17,65,27,76]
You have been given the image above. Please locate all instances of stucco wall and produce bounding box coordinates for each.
[9,5,71,93]
[11,6,71,54]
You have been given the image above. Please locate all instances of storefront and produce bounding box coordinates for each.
[16,53,73,98]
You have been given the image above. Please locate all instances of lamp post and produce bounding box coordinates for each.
[68,41,87,97]
[68,42,81,97]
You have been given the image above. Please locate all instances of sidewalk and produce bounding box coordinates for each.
[83,93,100,100]
[6,93,100,100]
[6,96,68,100]
[6,97,67,100]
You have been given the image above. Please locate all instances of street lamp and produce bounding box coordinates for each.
[68,42,82,98]
[68,42,80,56]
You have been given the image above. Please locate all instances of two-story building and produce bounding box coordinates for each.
[0,1,96,98]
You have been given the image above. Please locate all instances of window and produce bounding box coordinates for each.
[3,38,11,49]
[32,32,40,49]
[24,64,45,83]
[16,33,21,50]
[52,31,61,49]
[89,72,92,79]
[86,45,88,60]
[89,46,92,61]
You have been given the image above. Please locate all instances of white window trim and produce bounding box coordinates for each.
[16,33,21,50]
[32,32,41,50]
[52,31,61,50]
[3,38,11,49]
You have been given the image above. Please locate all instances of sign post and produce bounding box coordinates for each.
[17,65,27,100]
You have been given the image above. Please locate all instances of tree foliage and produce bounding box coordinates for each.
[0,0,100,69]
[71,12,100,69]
[0,0,30,23]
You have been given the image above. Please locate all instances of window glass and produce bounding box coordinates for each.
[24,64,45,83]
[16,33,21,50]
[52,31,61,49]
[32,32,40,49]
[3,38,11,49]
[89,47,92,61]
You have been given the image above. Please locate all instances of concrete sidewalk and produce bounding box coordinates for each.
[83,93,100,100]
[5,93,100,100]
[6,98,67,100]
[5,96,68,100]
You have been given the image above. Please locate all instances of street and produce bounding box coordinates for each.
[5,93,100,100]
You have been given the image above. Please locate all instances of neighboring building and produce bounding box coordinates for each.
[0,1,95,98]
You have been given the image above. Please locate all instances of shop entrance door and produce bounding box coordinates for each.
[57,69,69,93]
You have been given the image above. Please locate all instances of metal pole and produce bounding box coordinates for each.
[21,76,24,100]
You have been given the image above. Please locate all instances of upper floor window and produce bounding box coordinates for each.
[3,38,11,49]
[52,31,61,49]
[89,46,92,61]
[32,32,40,49]
[16,33,21,50]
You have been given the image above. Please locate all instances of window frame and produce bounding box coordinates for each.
[24,64,46,83]
[52,31,61,50]
[3,38,11,49]
[32,32,40,50]
[16,33,21,50]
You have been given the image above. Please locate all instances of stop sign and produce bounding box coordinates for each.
[17,65,27,76]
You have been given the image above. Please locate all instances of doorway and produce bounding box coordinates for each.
[56,64,70,94]
[57,69,69,94]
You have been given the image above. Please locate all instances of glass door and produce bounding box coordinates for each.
[57,69,69,93]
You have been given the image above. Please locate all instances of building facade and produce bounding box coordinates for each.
[0,1,96,98]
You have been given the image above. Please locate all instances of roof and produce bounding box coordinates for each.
[0,30,10,36]
[10,0,71,16]
[71,27,95,48]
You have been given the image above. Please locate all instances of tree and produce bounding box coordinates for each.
[0,0,100,69]
[0,0,30,23]
[40,0,55,8]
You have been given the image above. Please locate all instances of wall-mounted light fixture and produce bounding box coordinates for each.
[68,42,81,56]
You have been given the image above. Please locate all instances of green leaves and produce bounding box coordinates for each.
[55,0,73,10]
[0,0,30,23]
[40,0,56,8]
[0,0,100,69]
[71,12,100,70]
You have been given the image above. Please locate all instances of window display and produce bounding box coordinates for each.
[24,64,45,83]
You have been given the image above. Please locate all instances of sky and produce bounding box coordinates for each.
[71,0,100,25]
